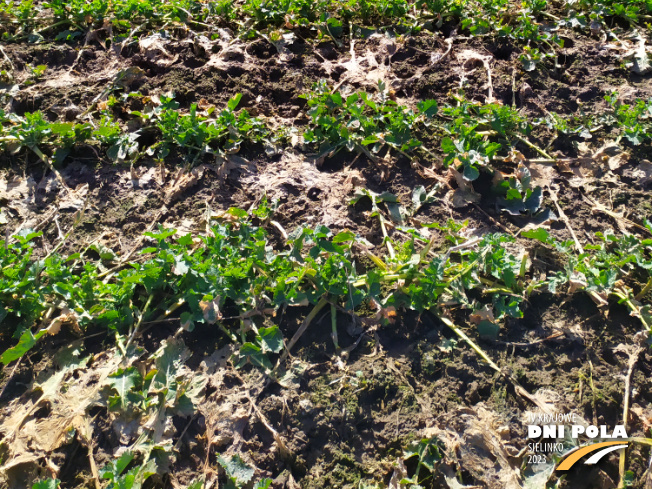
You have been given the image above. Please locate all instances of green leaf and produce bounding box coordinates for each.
[437,338,458,353]
[226,207,248,219]
[463,163,480,181]
[53,282,74,299]
[228,93,242,111]
[333,231,355,243]
[523,187,543,214]
[494,296,523,319]
[1,329,45,365]
[520,55,536,72]
[180,312,195,332]
[258,326,283,353]
[107,367,142,410]
[326,17,343,37]
[15,228,43,244]
[89,243,118,261]
[522,228,551,243]
[403,437,442,474]
[103,459,156,489]
[186,480,205,489]
[485,142,502,157]
[624,471,635,487]
[385,201,404,224]
[49,122,73,135]
[107,143,120,161]
[345,93,358,105]
[412,186,427,207]
[350,188,373,205]
[217,454,255,486]
[364,98,377,111]
[173,255,189,275]
[377,191,399,203]
[144,228,177,243]
[477,320,500,340]
[411,184,438,214]
[153,338,187,392]
[32,479,60,489]
[417,99,438,118]
[505,188,522,201]
[498,196,525,215]
[361,136,379,145]
[441,137,456,153]
[175,375,206,416]
[177,233,193,246]
[238,343,272,370]
[101,450,135,480]
[254,479,273,489]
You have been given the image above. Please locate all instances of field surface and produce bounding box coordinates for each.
[1,1,652,488]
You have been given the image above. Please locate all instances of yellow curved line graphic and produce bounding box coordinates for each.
[557,441,629,471]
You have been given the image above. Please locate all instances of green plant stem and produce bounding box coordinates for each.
[330,303,340,354]
[540,11,560,21]
[417,144,438,159]
[352,251,481,288]
[519,252,528,278]
[353,270,406,288]
[379,215,396,260]
[512,133,554,160]
[613,289,651,331]
[29,144,71,192]
[628,437,652,446]
[482,286,520,296]
[437,315,501,373]
[363,249,388,272]
[388,143,413,162]
[635,277,652,301]
[217,321,238,343]
[37,19,77,34]
[355,143,382,165]
[275,296,329,370]
[126,293,154,350]
[444,256,481,285]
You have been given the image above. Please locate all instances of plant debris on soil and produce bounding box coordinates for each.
[1,1,652,488]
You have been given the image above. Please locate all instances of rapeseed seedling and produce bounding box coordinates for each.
[301,79,437,162]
